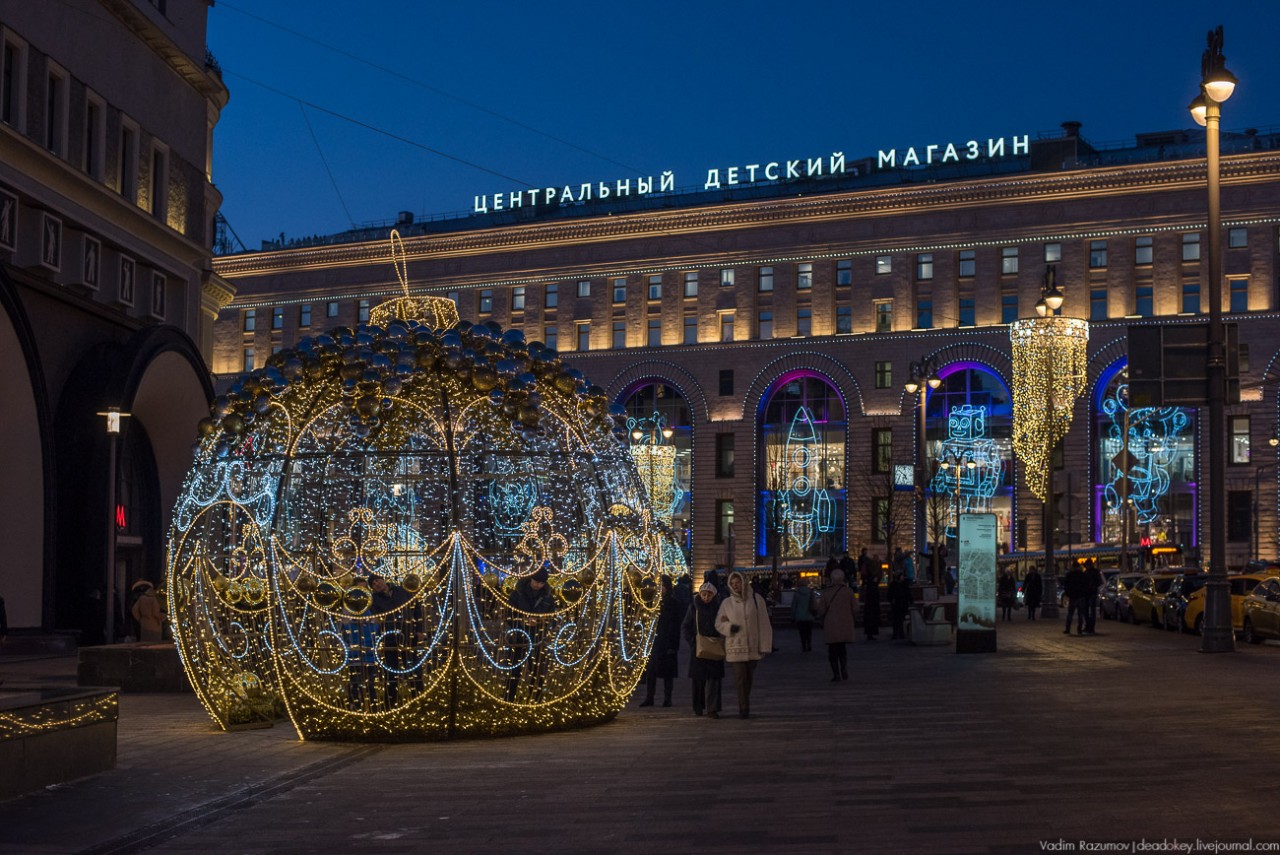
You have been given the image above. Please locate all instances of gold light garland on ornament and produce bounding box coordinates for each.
[168,232,684,741]
[1010,315,1089,500]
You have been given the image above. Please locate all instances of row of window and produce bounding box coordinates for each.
[450,233,1247,313]
[911,232,1246,281]
[2,27,173,221]
[244,269,1255,351]
[448,232,1251,321]
[242,300,348,333]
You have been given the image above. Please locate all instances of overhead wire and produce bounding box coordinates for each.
[298,103,356,229]
[222,69,536,187]
[215,1,645,174]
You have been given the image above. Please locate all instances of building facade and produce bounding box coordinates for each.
[213,124,1280,577]
[0,0,230,633]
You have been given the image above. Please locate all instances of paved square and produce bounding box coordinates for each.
[2,615,1278,854]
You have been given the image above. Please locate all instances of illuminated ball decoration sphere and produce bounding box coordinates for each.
[167,294,685,740]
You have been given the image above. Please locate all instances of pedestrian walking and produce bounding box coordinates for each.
[1084,559,1103,634]
[1023,566,1043,620]
[903,551,916,584]
[1063,563,1089,636]
[887,572,913,639]
[682,582,725,718]
[714,570,772,718]
[839,550,857,589]
[817,569,857,681]
[997,569,1017,621]
[640,576,681,707]
[859,555,881,640]
[791,577,817,652]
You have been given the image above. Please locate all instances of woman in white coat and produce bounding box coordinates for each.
[714,571,773,718]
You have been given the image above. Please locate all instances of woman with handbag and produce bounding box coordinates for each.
[818,569,857,682]
[715,571,773,719]
[681,582,725,718]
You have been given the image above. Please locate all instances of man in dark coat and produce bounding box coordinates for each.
[1062,563,1090,636]
[1083,559,1104,635]
[370,574,423,704]
[887,572,913,640]
[681,582,725,717]
[505,565,558,701]
[1023,567,1043,619]
[860,554,881,640]
[839,551,858,592]
[640,576,681,707]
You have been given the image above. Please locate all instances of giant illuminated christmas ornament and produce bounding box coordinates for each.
[167,235,684,741]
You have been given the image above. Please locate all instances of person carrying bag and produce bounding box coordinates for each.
[681,582,725,717]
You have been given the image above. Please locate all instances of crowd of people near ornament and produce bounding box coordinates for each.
[640,545,942,718]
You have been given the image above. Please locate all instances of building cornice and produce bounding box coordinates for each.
[100,0,229,110]
[214,151,1280,280]
[200,272,236,318]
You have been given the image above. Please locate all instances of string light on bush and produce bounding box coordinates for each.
[167,232,685,741]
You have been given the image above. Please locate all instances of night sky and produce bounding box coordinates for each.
[207,1,1280,250]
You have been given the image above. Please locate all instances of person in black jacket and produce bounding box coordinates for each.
[887,572,913,639]
[997,569,1017,621]
[505,565,558,701]
[1022,567,1043,620]
[1063,564,1090,636]
[681,582,724,717]
[1083,559,1104,635]
[640,576,681,707]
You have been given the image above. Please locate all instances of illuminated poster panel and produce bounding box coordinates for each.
[957,513,998,654]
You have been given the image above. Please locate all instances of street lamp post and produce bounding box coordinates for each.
[905,357,943,586]
[939,454,977,555]
[1254,437,1280,562]
[1190,25,1238,653]
[97,406,130,644]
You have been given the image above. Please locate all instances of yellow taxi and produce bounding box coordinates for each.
[1182,573,1274,634]
[1243,576,1280,643]
[1126,573,1178,627]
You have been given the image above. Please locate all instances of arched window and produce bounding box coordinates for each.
[758,372,846,561]
[1094,362,1197,548]
[621,382,692,553]
[926,364,1014,552]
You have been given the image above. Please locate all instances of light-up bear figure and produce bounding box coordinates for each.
[775,406,836,554]
[1101,383,1189,526]
[930,404,1003,539]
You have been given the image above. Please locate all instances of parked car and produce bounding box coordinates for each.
[1159,572,1208,632]
[1242,577,1280,643]
[1182,573,1272,634]
[1101,573,1143,621]
[1127,573,1178,627]
[1241,559,1280,576]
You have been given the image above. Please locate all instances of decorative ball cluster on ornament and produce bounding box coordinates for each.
[197,318,625,451]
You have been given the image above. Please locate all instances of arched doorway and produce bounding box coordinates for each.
[758,371,846,562]
[0,297,47,629]
[620,381,692,554]
[926,363,1014,553]
[1094,361,1197,550]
